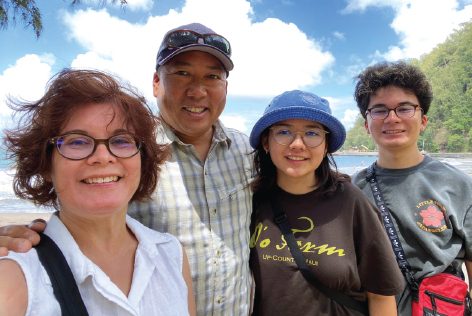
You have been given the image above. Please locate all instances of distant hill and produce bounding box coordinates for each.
[343,20,472,153]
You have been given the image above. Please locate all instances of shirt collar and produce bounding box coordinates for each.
[44,214,173,285]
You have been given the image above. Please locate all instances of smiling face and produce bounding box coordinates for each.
[49,102,141,218]
[153,50,228,145]
[264,119,327,192]
[365,85,427,155]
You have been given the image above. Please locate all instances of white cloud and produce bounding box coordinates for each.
[333,31,345,40]
[343,0,403,12]
[0,54,54,128]
[230,18,334,96]
[324,96,360,130]
[81,0,153,11]
[220,114,250,135]
[345,0,472,60]
[63,9,159,102]
[341,109,360,130]
[61,0,334,100]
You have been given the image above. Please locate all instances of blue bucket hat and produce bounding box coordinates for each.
[249,90,346,153]
[156,23,233,72]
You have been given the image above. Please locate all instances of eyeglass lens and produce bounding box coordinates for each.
[55,133,139,160]
[368,104,418,120]
[271,127,327,148]
[165,30,231,55]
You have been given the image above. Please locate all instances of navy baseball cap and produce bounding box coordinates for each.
[156,23,233,72]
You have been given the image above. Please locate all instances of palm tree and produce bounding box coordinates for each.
[0,0,126,38]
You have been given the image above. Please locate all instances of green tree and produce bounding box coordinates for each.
[342,115,376,151]
[417,20,472,152]
[0,0,126,38]
[0,0,42,37]
[344,21,472,153]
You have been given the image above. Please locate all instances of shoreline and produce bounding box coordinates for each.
[0,212,52,227]
[1,153,471,226]
[336,151,472,158]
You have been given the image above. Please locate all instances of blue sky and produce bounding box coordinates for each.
[1,0,472,135]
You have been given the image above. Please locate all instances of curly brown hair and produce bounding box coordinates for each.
[354,61,433,118]
[4,68,169,209]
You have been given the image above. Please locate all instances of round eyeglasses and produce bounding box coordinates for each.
[270,126,328,148]
[49,133,141,160]
[366,103,421,120]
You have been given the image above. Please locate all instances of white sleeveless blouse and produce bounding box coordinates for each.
[1,214,189,315]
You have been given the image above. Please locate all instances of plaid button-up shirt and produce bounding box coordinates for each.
[129,120,253,316]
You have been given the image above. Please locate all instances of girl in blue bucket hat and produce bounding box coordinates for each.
[248,90,403,315]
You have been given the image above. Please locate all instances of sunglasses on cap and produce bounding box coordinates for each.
[162,29,232,56]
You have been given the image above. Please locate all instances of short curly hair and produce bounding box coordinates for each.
[4,68,169,209]
[354,61,433,118]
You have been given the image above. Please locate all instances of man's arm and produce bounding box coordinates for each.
[0,220,46,256]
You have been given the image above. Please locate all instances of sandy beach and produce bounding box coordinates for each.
[0,212,52,227]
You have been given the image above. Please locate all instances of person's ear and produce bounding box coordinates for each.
[262,135,269,154]
[420,114,428,132]
[152,71,161,98]
[43,172,52,183]
[364,119,371,135]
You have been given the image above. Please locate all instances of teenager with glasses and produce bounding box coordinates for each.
[0,69,196,315]
[0,23,253,316]
[249,90,403,315]
[352,61,472,315]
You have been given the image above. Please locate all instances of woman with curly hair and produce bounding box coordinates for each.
[0,69,196,316]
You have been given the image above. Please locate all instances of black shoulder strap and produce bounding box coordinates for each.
[270,199,369,315]
[366,163,418,291]
[35,232,89,316]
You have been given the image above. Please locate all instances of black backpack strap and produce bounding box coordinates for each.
[35,232,89,316]
[366,163,419,292]
[270,198,369,315]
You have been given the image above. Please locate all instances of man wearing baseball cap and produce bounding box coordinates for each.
[133,22,253,316]
[0,23,253,316]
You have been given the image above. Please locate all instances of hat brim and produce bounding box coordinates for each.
[249,106,346,153]
[158,44,234,72]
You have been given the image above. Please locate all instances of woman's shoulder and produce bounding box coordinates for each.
[0,258,28,315]
[335,180,369,199]
[0,248,56,315]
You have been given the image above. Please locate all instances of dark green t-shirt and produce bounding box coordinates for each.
[250,182,404,316]
[352,155,472,315]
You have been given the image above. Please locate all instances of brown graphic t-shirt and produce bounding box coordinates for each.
[250,182,404,316]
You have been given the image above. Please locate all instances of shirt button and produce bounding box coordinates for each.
[212,208,217,214]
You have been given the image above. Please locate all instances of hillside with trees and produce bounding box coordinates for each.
[343,20,472,153]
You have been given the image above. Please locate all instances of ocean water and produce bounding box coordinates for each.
[0,154,470,213]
